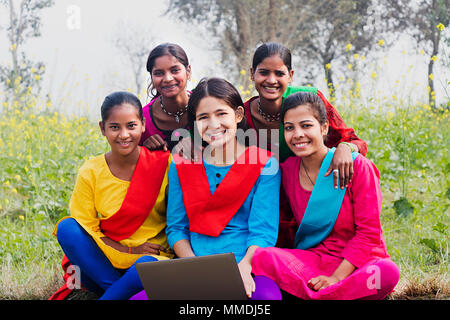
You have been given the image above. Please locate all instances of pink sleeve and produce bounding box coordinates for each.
[341,156,384,268]
[139,98,163,145]
[139,104,152,145]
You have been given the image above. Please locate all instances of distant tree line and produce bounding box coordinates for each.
[166,0,449,109]
[0,0,448,110]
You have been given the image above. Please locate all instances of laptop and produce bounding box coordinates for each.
[136,252,248,300]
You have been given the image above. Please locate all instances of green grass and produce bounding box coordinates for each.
[0,101,448,299]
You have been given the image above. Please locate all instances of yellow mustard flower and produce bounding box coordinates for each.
[345,43,353,52]
[431,55,438,62]
[240,69,247,76]
[377,39,385,46]
[436,23,445,31]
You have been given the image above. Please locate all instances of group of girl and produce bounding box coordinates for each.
[50,42,400,301]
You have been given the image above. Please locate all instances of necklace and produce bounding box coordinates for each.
[257,99,281,122]
[301,160,315,186]
[160,96,188,123]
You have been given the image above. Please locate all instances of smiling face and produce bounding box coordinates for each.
[250,54,293,102]
[150,54,191,98]
[100,103,145,157]
[283,104,329,158]
[194,96,244,149]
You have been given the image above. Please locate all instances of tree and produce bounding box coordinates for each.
[111,20,157,96]
[0,0,53,104]
[292,1,380,97]
[166,0,403,99]
[389,0,449,109]
[166,0,311,89]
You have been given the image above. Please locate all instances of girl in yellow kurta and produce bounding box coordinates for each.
[51,91,173,300]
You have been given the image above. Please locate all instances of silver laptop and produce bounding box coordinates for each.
[136,252,248,300]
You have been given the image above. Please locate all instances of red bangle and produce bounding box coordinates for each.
[128,247,132,254]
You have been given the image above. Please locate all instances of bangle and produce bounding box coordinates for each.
[340,142,357,153]
[128,247,132,254]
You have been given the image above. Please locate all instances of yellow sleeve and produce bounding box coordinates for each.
[69,165,105,240]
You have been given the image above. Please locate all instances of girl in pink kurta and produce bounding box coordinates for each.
[139,43,192,152]
[251,92,400,300]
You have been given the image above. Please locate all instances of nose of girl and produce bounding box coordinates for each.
[293,127,305,139]
[208,116,221,129]
[118,128,130,139]
[163,73,174,82]
[266,73,277,84]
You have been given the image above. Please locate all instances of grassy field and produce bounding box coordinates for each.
[0,96,448,300]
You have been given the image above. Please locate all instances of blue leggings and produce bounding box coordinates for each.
[56,218,157,300]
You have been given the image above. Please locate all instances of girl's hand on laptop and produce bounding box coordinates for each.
[238,260,255,298]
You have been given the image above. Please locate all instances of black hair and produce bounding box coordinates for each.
[252,42,292,71]
[187,77,248,145]
[146,43,190,100]
[100,91,143,123]
[281,91,328,125]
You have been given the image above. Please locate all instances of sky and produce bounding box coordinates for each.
[0,0,448,119]
[0,0,222,118]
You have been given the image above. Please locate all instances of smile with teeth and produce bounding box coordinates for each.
[207,130,226,140]
[293,141,310,148]
[262,85,280,92]
[162,84,178,91]
[118,141,132,147]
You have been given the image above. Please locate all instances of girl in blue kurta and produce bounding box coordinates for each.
[130,77,281,300]
[166,77,281,299]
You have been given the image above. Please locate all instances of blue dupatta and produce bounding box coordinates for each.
[294,148,359,250]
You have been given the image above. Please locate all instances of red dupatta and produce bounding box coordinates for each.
[174,146,272,237]
[100,148,170,241]
[49,148,169,300]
